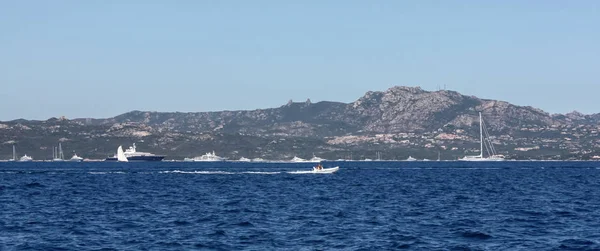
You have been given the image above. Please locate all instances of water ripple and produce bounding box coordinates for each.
[1,161,600,250]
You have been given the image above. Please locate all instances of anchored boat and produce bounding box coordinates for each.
[105,143,165,162]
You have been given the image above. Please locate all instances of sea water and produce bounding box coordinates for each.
[1,161,600,250]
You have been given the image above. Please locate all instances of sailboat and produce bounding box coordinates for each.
[53,143,65,161]
[8,145,16,161]
[460,112,505,161]
[12,145,33,162]
[117,146,128,162]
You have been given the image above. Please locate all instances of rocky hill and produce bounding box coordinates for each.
[1,86,599,160]
[78,86,573,135]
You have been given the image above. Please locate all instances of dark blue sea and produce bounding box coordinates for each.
[1,161,600,250]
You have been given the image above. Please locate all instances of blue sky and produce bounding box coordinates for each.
[0,1,598,120]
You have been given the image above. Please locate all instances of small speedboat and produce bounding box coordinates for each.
[311,166,339,173]
[288,166,340,174]
[69,154,84,162]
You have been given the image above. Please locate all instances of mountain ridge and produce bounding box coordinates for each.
[3,86,598,123]
[1,86,599,160]
[66,86,593,135]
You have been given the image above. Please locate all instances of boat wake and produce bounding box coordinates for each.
[287,171,316,174]
[287,171,335,174]
[159,170,283,175]
[159,170,335,175]
[88,171,127,175]
[241,171,281,175]
[160,170,235,175]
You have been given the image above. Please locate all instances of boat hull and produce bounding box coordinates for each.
[313,166,339,173]
[183,158,225,162]
[459,157,505,161]
[105,156,165,162]
[289,166,339,174]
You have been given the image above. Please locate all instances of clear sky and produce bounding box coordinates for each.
[0,1,598,120]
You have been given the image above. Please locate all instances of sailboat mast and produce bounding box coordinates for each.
[479,112,483,158]
[12,145,16,160]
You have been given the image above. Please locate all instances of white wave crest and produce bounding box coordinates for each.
[88,171,126,174]
[240,171,281,175]
[159,170,234,175]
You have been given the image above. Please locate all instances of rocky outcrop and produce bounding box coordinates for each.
[70,86,592,137]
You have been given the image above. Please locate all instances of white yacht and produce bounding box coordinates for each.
[69,154,84,162]
[290,156,308,162]
[406,156,417,161]
[460,112,505,161]
[184,151,226,162]
[105,143,165,162]
[237,157,251,162]
[308,154,326,163]
[19,154,33,162]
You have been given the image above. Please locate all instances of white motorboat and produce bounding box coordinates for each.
[69,154,84,162]
[19,154,33,162]
[184,151,226,162]
[290,166,339,174]
[308,155,326,162]
[237,157,251,162]
[312,166,339,173]
[290,156,308,162]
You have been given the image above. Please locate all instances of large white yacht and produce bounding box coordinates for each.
[69,154,84,162]
[19,154,33,162]
[105,143,165,162]
[184,151,226,162]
